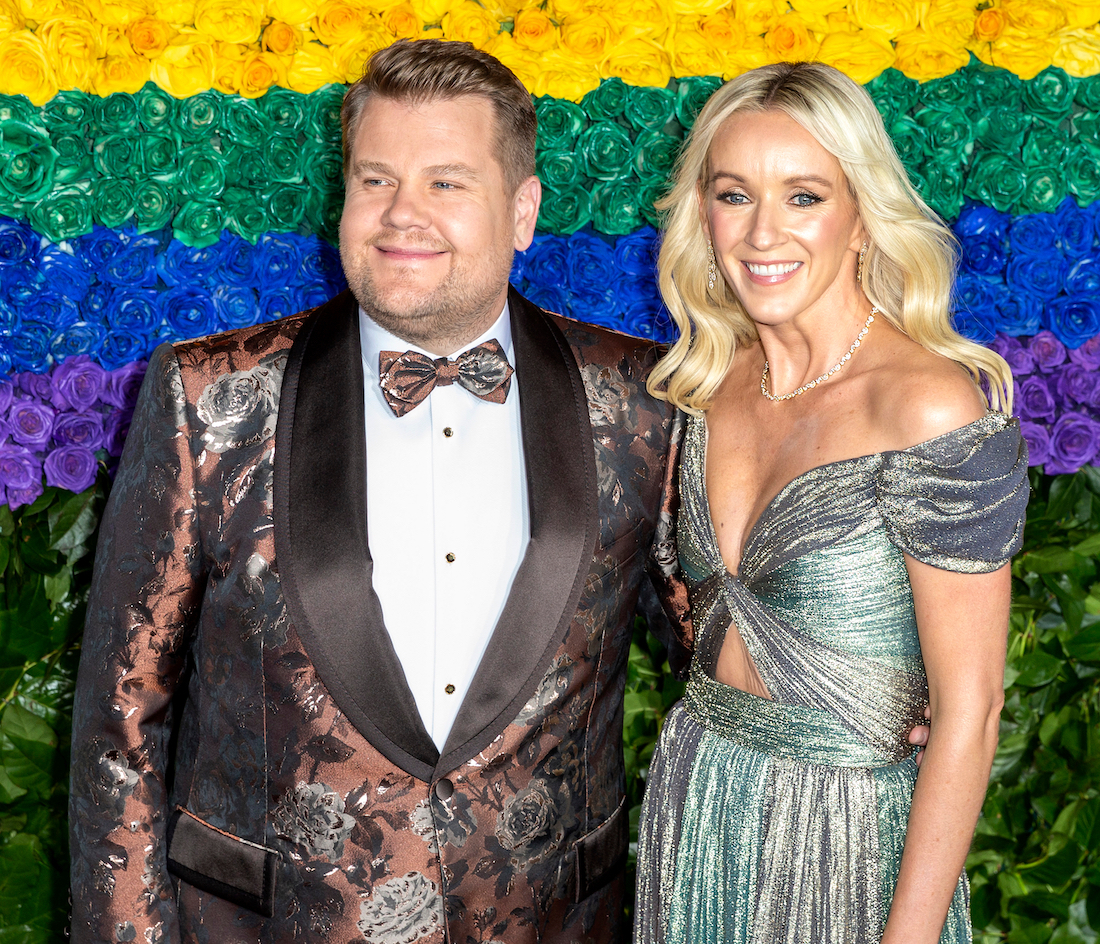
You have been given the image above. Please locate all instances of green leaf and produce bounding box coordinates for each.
[1013,650,1064,687]
[0,703,58,798]
[1064,623,1100,662]
[1018,838,1082,888]
[0,506,15,537]
[46,486,100,556]
[1071,533,1100,556]
[1022,548,1085,574]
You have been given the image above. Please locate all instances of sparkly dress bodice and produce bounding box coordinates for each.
[635,411,1029,944]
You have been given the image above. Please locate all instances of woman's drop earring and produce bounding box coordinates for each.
[707,242,718,291]
[856,241,868,285]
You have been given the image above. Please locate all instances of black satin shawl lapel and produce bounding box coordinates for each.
[437,288,599,774]
[274,290,439,781]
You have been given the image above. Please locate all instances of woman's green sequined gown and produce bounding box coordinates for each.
[635,412,1029,944]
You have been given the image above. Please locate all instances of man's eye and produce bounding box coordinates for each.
[792,191,822,206]
[432,181,457,190]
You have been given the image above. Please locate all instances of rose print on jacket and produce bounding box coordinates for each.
[357,872,444,943]
[273,781,356,863]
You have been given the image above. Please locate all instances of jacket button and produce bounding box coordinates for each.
[435,778,454,801]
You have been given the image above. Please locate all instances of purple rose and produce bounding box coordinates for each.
[6,479,44,510]
[101,361,147,410]
[0,444,43,507]
[51,354,106,411]
[1055,364,1099,406]
[44,444,98,492]
[989,334,1036,375]
[8,399,56,449]
[1028,331,1067,371]
[52,411,105,450]
[1018,421,1051,466]
[1068,334,1100,370]
[15,371,53,401]
[1016,375,1057,423]
[1046,411,1100,475]
[104,409,132,458]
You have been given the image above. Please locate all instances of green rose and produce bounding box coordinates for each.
[915,162,963,221]
[914,106,972,161]
[142,129,181,182]
[92,176,135,228]
[1022,123,1068,168]
[1022,66,1076,123]
[969,66,1021,110]
[222,98,270,149]
[0,97,35,124]
[222,141,268,187]
[887,115,925,169]
[581,78,629,121]
[638,178,668,229]
[178,91,223,142]
[0,120,58,205]
[675,75,721,131]
[963,151,1027,212]
[173,198,226,248]
[307,83,346,144]
[1066,140,1100,204]
[535,97,586,151]
[589,179,642,236]
[624,85,675,132]
[632,129,679,184]
[1075,113,1100,149]
[92,133,140,178]
[1075,75,1100,112]
[536,182,591,235]
[29,182,93,242]
[178,146,227,199]
[1021,165,1065,214]
[975,105,1031,154]
[43,90,93,132]
[53,132,92,185]
[267,183,306,229]
[261,87,308,136]
[96,92,140,135]
[868,69,919,124]
[136,82,177,130]
[916,70,970,112]
[536,149,582,190]
[225,185,269,243]
[305,187,342,243]
[264,136,303,183]
[303,143,344,195]
[133,178,175,233]
[577,121,634,181]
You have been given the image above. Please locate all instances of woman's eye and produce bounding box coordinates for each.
[718,190,748,205]
[792,191,822,207]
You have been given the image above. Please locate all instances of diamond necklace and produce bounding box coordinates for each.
[760,307,878,402]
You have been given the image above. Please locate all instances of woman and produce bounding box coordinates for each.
[635,62,1029,944]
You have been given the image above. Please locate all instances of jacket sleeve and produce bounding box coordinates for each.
[645,406,693,678]
[69,343,207,943]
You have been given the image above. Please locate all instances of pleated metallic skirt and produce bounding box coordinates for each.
[633,670,972,944]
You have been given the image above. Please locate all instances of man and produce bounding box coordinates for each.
[69,39,689,943]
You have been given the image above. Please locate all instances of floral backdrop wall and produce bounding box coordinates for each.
[1,0,1100,940]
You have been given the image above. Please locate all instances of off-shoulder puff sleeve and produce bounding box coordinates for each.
[875,412,1030,573]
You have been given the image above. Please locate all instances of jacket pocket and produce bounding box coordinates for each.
[570,799,628,903]
[167,807,278,917]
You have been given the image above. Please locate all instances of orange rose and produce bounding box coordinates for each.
[698,8,744,47]
[313,0,368,46]
[764,13,818,60]
[894,27,969,79]
[38,16,104,88]
[0,31,58,104]
[816,28,896,83]
[381,1,422,38]
[512,6,558,51]
[263,20,299,55]
[559,13,617,61]
[441,2,501,47]
[972,6,1005,41]
[240,49,285,96]
[128,15,171,56]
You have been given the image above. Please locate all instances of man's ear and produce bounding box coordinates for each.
[513,175,541,252]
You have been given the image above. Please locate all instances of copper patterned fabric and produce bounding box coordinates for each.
[69,288,690,944]
[378,339,514,417]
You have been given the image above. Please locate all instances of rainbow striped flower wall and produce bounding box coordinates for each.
[2,0,1100,938]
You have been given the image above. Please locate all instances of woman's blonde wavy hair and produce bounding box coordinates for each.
[647,61,1013,415]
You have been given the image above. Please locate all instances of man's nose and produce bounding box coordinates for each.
[381,184,431,229]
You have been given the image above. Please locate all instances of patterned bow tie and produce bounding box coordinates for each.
[378,339,514,417]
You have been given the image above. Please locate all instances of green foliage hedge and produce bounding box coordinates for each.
[2,467,1098,940]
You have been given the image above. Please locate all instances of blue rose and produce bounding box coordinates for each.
[1066,257,1100,295]
[217,231,262,286]
[160,285,219,339]
[83,282,114,319]
[257,233,303,283]
[1,262,40,308]
[104,289,160,333]
[0,298,21,335]
[1018,420,1050,466]
[1055,198,1094,256]
[523,283,570,316]
[566,232,617,296]
[622,296,673,341]
[51,354,106,410]
[1006,253,1067,300]
[1009,212,1060,255]
[614,276,658,310]
[1046,411,1100,475]
[7,321,53,372]
[52,322,108,363]
[300,286,333,309]
[520,235,571,292]
[8,398,56,448]
[955,205,1010,276]
[566,287,617,327]
[23,290,81,333]
[101,237,158,289]
[38,244,91,303]
[297,239,346,295]
[1047,293,1100,348]
[213,284,259,329]
[158,237,227,287]
[509,252,526,287]
[259,289,298,322]
[100,332,153,370]
[992,286,1043,335]
[73,225,123,271]
[0,218,39,267]
[52,411,105,450]
[613,228,659,279]
[952,310,997,343]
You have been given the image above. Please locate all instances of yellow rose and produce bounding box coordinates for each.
[407,0,448,23]
[239,48,285,95]
[529,47,598,99]
[0,0,25,32]
[128,15,172,56]
[266,0,312,25]
[698,8,743,47]
[559,13,617,62]
[849,0,924,37]
[440,2,501,47]
[787,0,847,34]
[150,29,214,97]
[1000,0,1066,35]
[96,46,151,93]
[972,6,1005,42]
[156,0,195,26]
[989,26,1056,78]
[83,0,148,27]
[483,31,536,86]
[1051,25,1100,76]
[893,27,969,79]
[380,1,422,39]
[512,6,557,51]
[545,0,586,22]
[605,36,671,87]
[38,16,103,89]
[1061,0,1100,29]
[212,40,246,94]
[329,16,390,80]
[669,24,726,78]
[286,38,343,92]
[764,13,819,61]
[816,28,896,83]
[0,30,58,103]
[262,20,298,54]
[608,0,672,41]
[313,0,368,46]
[735,0,787,36]
[193,0,263,45]
[922,0,978,47]
[670,0,727,14]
